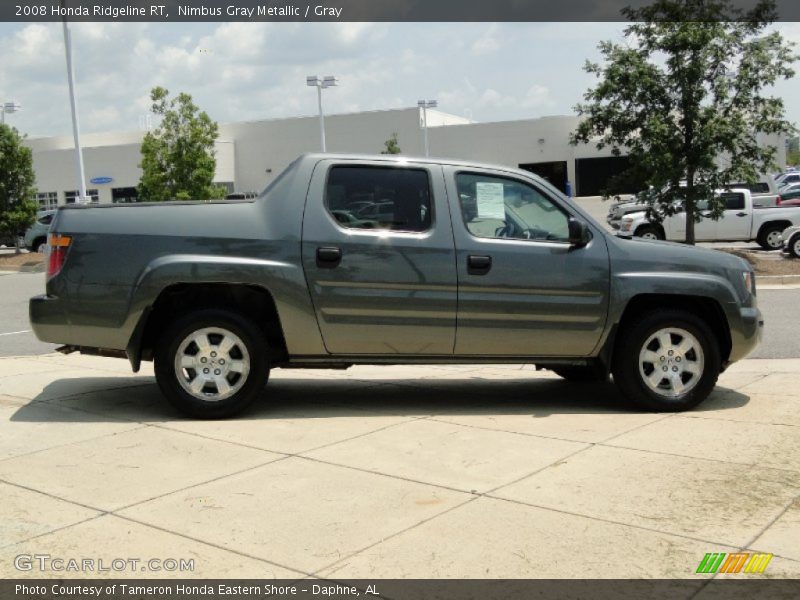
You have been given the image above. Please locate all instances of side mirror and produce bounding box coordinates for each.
[568,218,592,248]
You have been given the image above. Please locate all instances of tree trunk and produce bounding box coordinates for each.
[685,169,696,245]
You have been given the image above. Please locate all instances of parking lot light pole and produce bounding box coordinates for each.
[418,99,437,157]
[1,102,21,125]
[62,15,88,204]
[307,75,338,152]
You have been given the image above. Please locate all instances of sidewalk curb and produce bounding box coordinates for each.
[758,274,800,286]
[0,263,45,274]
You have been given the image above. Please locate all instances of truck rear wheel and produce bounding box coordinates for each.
[612,309,720,412]
[154,309,269,418]
[757,224,785,250]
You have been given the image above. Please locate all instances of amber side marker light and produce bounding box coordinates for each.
[46,234,72,280]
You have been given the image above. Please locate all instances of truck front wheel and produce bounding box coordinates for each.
[634,225,664,240]
[788,233,800,259]
[154,309,269,418]
[612,309,720,412]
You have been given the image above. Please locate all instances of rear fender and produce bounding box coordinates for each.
[123,254,327,367]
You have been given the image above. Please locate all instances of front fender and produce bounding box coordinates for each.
[593,270,743,364]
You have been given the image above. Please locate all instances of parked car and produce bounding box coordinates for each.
[607,198,677,230]
[723,176,782,207]
[777,172,800,188]
[607,176,780,228]
[776,184,800,206]
[782,224,800,258]
[30,154,762,417]
[0,232,23,249]
[619,189,800,249]
[24,210,56,253]
[224,192,258,200]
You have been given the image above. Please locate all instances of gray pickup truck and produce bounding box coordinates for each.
[30,154,763,418]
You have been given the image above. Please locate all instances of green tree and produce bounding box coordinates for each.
[380,132,402,154]
[0,124,37,254]
[138,87,225,202]
[571,0,797,244]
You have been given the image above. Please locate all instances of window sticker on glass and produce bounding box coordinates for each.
[475,182,506,219]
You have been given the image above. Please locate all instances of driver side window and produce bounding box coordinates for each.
[456,172,569,242]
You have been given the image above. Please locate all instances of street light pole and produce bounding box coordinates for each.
[62,8,88,204]
[307,75,338,152]
[417,100,438,157]
[316,84,326,152]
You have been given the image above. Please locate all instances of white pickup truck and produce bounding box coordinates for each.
[618,190,800,249]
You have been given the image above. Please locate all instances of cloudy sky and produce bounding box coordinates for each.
[1,21,798,138]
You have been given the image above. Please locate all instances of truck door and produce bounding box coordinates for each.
[446,167,610,357]
[715,192,751,240]
[301,159,457,355]
[667,198,718,241]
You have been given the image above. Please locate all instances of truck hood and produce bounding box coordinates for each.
[609,233,751,281]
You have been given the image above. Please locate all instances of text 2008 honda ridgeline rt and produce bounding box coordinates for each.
[30,154,763,418]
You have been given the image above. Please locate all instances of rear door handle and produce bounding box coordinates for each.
[467,255,492,275]
[736,212,748,217]
[316,246,342,268]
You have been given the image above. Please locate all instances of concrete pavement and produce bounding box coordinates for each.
[0,355,798,580]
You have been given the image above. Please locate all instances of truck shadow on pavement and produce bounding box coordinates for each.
[11,375,751,423]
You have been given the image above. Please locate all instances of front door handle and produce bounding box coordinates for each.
[736,212,748,217]
[467,255,492,275]
[316,246,342,268]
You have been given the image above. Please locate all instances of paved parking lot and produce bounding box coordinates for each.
[1,354,798,580]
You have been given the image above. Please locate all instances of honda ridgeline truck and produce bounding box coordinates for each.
[30,154,763,418]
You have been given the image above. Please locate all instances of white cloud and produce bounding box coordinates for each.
[471,24,501,56]
[0,21,796,137]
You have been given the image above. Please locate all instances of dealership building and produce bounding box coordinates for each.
[25,107,787,209]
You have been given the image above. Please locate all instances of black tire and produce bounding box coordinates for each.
[31,237,46,253]
[634,225,664,240]
[612,309,721,412]
[154,308,269,418]
[551,365,608,382]
[757,223,785,251]
[788,233,800,259]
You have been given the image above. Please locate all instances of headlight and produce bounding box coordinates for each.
[743,271,756,295]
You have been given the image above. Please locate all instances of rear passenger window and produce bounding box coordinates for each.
[722,193,745,211]
[326,166,432,232]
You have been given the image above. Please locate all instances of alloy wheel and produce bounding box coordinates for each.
[638,327,704,398]
[173,327,250,402]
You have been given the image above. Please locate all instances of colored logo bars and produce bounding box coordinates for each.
[696,552,773,574]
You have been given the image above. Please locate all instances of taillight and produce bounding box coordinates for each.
[46,233,72,280]
[776,196,782,206]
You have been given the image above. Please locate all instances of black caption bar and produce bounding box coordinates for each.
[4,580,800,600]
[3,0,800,22]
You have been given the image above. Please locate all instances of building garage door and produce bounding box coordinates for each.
[575,156,637,197]
[518,161,568,194]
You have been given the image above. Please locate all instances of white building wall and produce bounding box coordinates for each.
[25,107,787,205]
[27,131,235,205]
[222,107,429,192]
